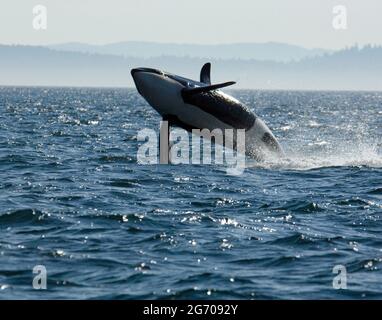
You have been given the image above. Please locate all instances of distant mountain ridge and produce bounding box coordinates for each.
[0,44,381,90]
[48,41,330,62]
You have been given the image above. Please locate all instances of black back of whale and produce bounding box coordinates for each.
[182,90,256,130]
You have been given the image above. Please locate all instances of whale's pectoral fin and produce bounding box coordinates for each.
[159,117,170,164]
[162,114,178,128]
[200,63,211,84]
[162,114,194,132]
[161,115,191,164]
[182,81,236,98]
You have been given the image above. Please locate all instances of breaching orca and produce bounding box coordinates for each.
[131,63,284,160]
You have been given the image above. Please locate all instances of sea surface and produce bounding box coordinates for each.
[0,87,381,299]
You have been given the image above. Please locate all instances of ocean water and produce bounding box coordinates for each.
[0,87,381,299]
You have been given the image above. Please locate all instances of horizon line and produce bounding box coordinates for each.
[1,40,381,51]
[1,84,381,93]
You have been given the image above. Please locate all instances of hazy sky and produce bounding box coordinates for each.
[1,0,381,49]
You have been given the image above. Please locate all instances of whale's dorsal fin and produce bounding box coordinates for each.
[182,81,236,97]
[200,63,211,84]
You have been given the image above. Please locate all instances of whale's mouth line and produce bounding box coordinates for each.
[131,68,165,95]
[131,67,202,89]
[131,68,164,77]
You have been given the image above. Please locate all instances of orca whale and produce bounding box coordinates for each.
[131,63,284,159]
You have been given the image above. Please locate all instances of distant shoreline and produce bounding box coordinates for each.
[1,44,381,90]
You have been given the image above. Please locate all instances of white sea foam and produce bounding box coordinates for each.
[247,141,382,170]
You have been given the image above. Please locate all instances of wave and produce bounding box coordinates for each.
[0,208,46,225]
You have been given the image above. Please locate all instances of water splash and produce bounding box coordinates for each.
[247,141,382,170]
